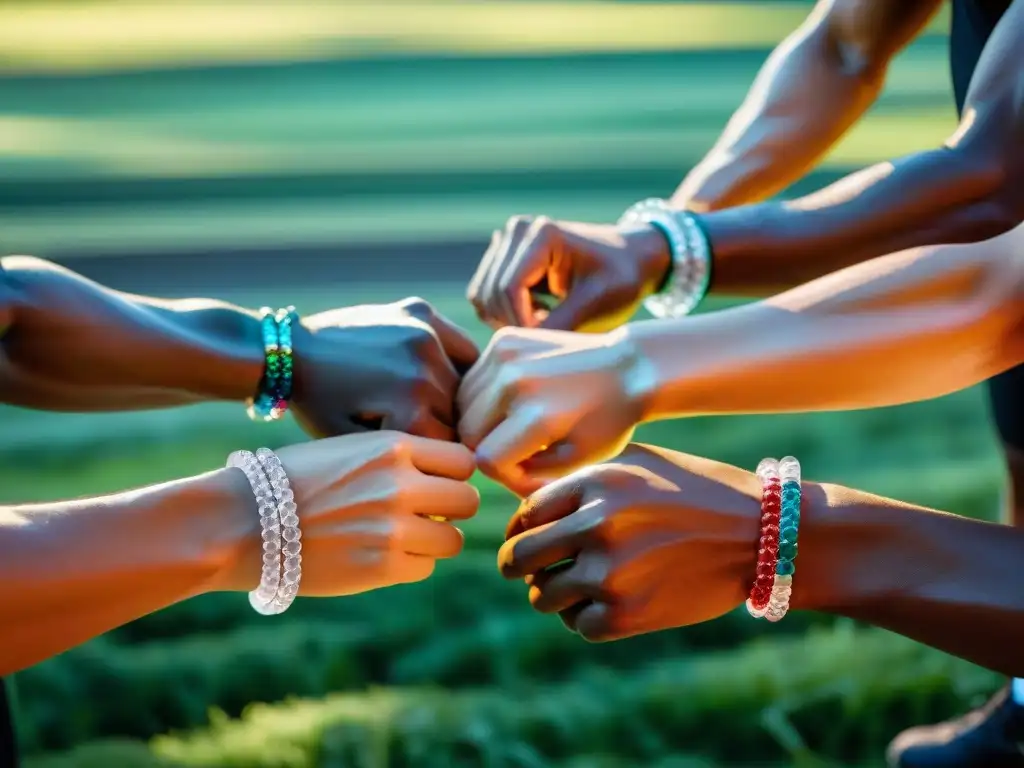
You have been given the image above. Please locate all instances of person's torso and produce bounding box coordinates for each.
[949,0,1013,113]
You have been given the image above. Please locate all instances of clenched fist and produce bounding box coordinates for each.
[291,297,479,441]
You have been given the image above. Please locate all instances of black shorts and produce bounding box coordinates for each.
[989,364,1024,450]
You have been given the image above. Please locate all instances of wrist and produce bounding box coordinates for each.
[619,223,673,295]
[185,307,265,403]
[196,467,262,593]
[614,323,663,424]
[788,482,898,614]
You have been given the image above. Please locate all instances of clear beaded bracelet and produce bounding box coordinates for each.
[227,449,283,615]
[255,448,302,612]
[746,455,801,623]
[617,198,712,319]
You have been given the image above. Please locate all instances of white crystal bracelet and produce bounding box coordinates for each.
[227,449,284,615]
[255,448,302,612]
[618,198,712,319]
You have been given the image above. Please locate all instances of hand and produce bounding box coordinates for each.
[291,297,479,440]
[457,326,645,496]
[497,444,762,641]
[466,216,671,333]
[222,432,480,596]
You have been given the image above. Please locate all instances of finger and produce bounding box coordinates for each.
[392,552,438,585]
[558,600,593,633]
[394,514,465,559]
[499,218,555,327]
[467,230,501,321]
[540,278,611,332]
[421,312,480,373]
[528,561,595,614]
[404,473,480,520]
[497,512,591,579]
[383,405,456,442]
[475,403,559,493]
[519,440,587,476]
[505,474,586,538]
[398,435,477,480]
[573,601,621,642]
[483,217,531,327]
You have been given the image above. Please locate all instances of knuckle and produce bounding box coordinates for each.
[377,431,413,465]
[400,296,433,316]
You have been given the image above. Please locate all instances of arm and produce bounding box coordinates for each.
[0,255,262,411]
[0,468,255,675]
[687,0,1024,296]
[799,482,1024,676]
[673,0,943,211]
[629,222,1024,418]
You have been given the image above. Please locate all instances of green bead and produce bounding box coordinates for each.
[776,560,796,576]
[778,541,797,560]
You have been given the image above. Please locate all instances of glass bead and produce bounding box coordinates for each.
[779,456,801,484]
[283,540,301,557]
[776,560,796,576]
[778,542,797,561]
[283,528,301,543]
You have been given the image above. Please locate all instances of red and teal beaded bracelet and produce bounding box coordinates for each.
[246,306,298,423]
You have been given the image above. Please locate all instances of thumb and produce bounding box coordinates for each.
[538,279,609,331]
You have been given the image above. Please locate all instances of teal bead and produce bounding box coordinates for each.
[778,541,797,561]
[779,525,798,544]
[776,560,796,576]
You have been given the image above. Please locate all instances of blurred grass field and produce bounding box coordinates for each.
[0,2,1005,766]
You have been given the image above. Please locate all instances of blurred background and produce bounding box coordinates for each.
[0,1,1006,766]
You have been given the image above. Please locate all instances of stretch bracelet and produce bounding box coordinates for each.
[746,458,781,618]
[746,456,802,622]
[227,450,283,615]
[246,306,298,423]
[255,448,302,612]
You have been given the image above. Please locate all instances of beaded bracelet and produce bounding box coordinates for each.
[227,449,283,615]
[746,456,802,622]
[746,458,781,618]
[246,306,298,423]
[255,448,302,613]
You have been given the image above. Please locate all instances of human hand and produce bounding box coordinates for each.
[497,444,762,641]
[466,216,671,333]
[290,297,479,440]
[221,432,480,596]
[456,326,647,496]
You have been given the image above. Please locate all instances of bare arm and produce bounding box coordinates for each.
[684,0,1024,296]
[673,0,943,211]
[0,468,254,675]
[799,482,1024,676]
[627,222,1024,418]
[0,255,262,411]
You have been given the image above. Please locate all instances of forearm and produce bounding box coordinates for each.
[696,147,1018,296]
[0,256,263,411]
[625,226,1023,419]
[0,468,254,674]
[796,482,1024,676]
[671,12,882,212]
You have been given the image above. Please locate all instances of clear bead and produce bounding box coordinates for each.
[779,456,801,484]
[283,527,301,543]
[756,458,780,482]
[283,541,301,557]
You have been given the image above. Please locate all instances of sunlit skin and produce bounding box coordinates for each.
[498,443,1024,677]
[0,258,482,675]
[458,225,1024,496]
